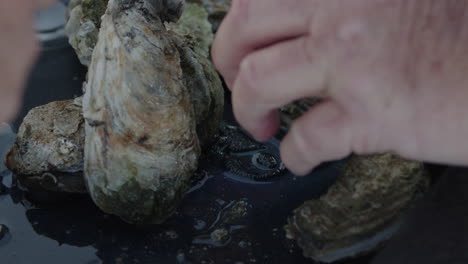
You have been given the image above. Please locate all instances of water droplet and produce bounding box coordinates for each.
[194,219,206,230]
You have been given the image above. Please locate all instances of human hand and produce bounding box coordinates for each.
[212,0,468,175]
[0,0,56,123]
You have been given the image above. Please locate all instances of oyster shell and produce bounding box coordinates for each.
[82,0,223,223]
[64,0,187,63]
[166,3,213,57]
[285,154,428,263]
[5,98,87,193]
[66,0,216,66]
[65,0,108,66]
[188,0,231,32]
[175,36,224,149]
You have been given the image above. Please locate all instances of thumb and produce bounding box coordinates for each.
[280,101,353,175]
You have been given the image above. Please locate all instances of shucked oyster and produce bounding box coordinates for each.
[82,0,222,223]
[285,154,428,263]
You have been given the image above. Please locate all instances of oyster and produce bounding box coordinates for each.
[175,37,224,149]
[65,0,108,66]
[82,0,223,223]
[5,98,87,193]
[188,0,231,32]
[166,3,213,57]
[285,154,428,263]
[66,0,217,66]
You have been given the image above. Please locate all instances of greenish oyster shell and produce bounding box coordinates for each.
[166,3,213,57]
[82,0,223,224]
[166,3,224,147]
[173,34,224,149]
[285,154,429,263]
[188,0,231,32]
[65,0,108,66]
[66,0,218,66]
[5,98,87,194]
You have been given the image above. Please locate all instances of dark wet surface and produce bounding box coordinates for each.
[0,160,339,264]
[1,100,347,264]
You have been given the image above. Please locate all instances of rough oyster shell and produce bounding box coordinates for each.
[65,0,108,66]
[66,0,214,66]
[5,98,87,193]
[175,36,224,149]
[188,0,231,32]
[166,3,213,57]
[285,154,428,263]
[65,0,186,67]
[82,0,221,223]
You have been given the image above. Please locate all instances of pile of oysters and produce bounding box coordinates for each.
[4,0,429,262]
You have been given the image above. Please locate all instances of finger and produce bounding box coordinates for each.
[0,55,34,123]
[0,94,21,124]
[212,0,312,87]
[34,0,58,9]
[231,36,328,141]
[280,101,352,176]
[0,1,38,123]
